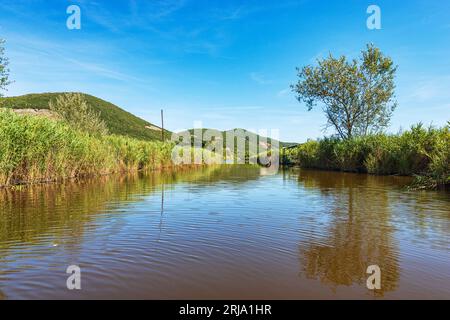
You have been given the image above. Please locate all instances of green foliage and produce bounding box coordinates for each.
[0,109,175,187]
[285,124,450,188]
[0,92,171,141]
[49,93,109,136]
[292,44,397,139]
[0,39,12,97]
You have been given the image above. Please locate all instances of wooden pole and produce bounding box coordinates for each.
[161,109,164,141]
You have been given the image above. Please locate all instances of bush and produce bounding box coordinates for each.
[49,93,109,136]
[285,124,450,188]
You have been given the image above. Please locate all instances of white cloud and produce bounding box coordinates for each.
[250,72,272,85]
[277,88,291,97]
[405,76,450,102]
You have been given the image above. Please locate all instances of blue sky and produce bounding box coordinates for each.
[0,0,449,142]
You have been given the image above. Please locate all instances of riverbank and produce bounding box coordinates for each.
[0,109,177,187]
[283,124,449,189]
[2,108,448,190]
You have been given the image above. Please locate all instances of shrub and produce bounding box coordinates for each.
[284,124,450,188]
[49,93,109,136]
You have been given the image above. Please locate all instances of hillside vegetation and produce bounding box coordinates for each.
[0,92,171,141]
[180,128,298,149]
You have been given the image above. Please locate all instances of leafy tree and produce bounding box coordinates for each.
[292,44,397,139]
[49,93,109,136]
[0,39,12,97]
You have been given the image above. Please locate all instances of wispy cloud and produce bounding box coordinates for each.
[4,32,151,90]
[250,72,272,85]
[277,88,291,97]
[65,58,144,83]
[213,1,305,21]
[76,0,188,33]
[409,76,450,101]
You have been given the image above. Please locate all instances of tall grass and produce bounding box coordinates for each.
[284,124,450,188]
[0,92,171,141]
[0,109,175,187]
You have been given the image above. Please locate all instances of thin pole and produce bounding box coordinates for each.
[161,109,164,141]
[158,183,164,242]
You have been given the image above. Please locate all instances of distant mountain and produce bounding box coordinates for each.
[178,128,298,149]
[0,92,171,141]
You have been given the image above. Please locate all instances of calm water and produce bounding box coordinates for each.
[0,166,449,299]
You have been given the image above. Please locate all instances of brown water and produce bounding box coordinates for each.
[0,166,449,299]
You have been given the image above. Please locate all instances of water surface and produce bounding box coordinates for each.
[0,166,449,299]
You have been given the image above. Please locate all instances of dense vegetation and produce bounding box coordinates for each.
[0,92,171,141]
[283,124,450,189]
[0,93,264,186]
[0,109,175,187]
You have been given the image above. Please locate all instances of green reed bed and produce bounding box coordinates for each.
[0,109,175,187]
[284,124,450,189]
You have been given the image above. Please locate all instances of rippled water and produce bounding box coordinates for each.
[0,166,449,299]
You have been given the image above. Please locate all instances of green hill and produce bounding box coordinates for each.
[179,128,298,148]
[0,92,171,141]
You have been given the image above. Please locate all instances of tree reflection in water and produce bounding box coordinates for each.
[292,169,402,296]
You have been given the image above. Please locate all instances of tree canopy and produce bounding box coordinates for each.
[292,44,397,139]
[0,39,12,97]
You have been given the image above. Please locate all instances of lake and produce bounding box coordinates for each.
[0,166,449,299]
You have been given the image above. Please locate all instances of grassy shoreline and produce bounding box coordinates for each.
[283,124,449,190]
[0,109,176,187]
[1,108,448,190]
